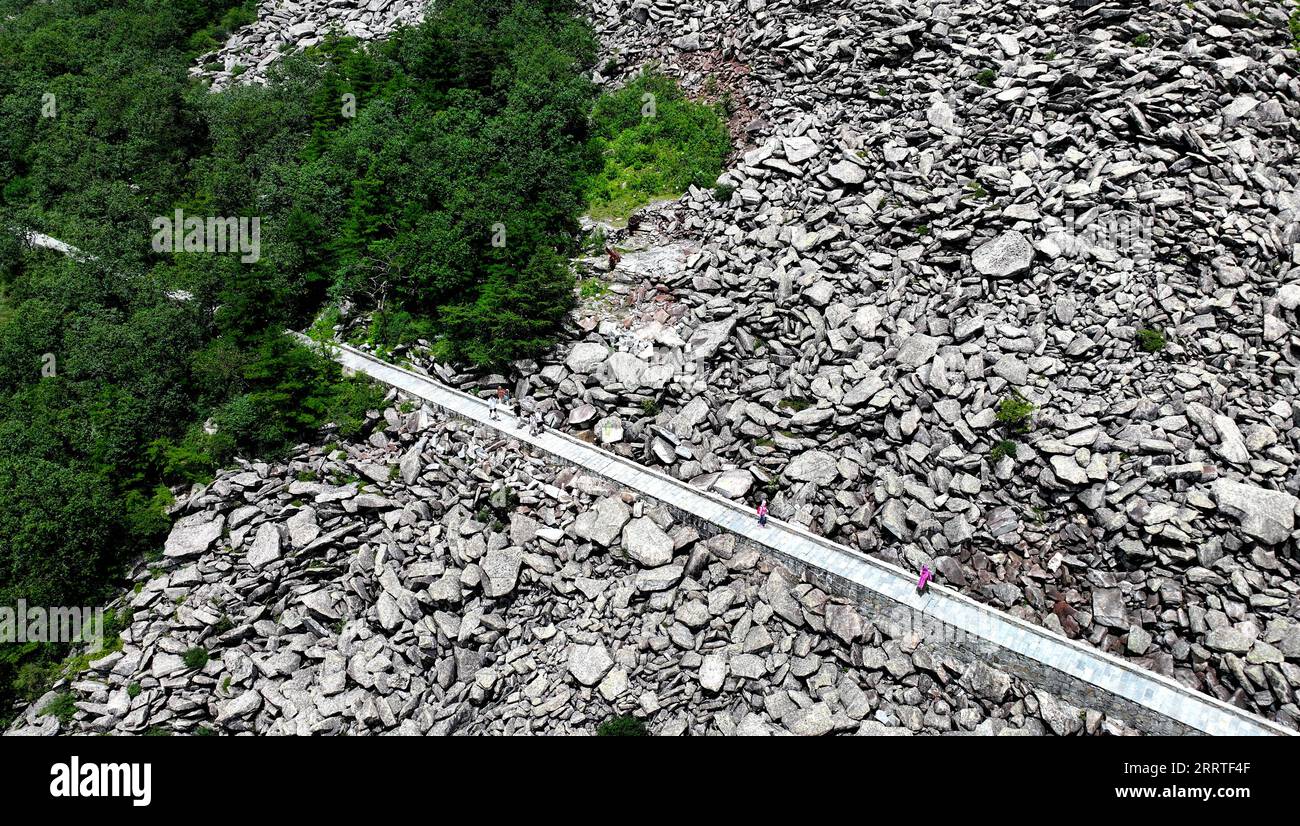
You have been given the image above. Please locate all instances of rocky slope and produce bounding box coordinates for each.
[353,0,1300,729]
[168,0,1300,730]
[6,397,1131,736]
[193,0,430,90]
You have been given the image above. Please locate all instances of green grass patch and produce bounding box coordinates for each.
[183,648,210,670]
[38,691,78,725]
[975,69,997,87]
[995,393,1036,433]
[308,305,343,344]
[990,439,1019,462]
[579,279,610,300]
[584,71,730,223]
[597,714,648,736]
[1136,327,1166,353]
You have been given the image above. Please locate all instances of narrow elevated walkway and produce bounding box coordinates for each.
[301,335,1291,736]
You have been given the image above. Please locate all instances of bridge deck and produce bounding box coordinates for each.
[302,335,1291,737]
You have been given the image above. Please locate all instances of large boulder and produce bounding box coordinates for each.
[164,512,225,559]
[621,517,674,567]
[246,523,281,569]
[972,231,1034,277]
[965,661,1012,702]
[710,469,753,499]
[579,496,631,547]
[685,317,736,360]
[1212,479,1297,544]
[784,450,840,485]
[567,643,614,686]
[1091,588,1128,629]
[565,341,608,374]
[601,352,647,390]
[481,547,523,597]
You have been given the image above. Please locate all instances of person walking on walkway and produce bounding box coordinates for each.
[488,394,500,421]
[757,499,769,527]
[917,565,932,595]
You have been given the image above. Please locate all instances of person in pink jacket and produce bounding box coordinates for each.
[756,499,769,527]
[917,565,932,594]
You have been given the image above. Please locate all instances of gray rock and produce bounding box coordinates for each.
[622,517,674,567]
[783,703,834,736]
[164,513,224,558]
[785,450,839,484]
[972,231,1034,277]
[584,496,631,547]
[567,644,614,686]
[965,661,1011,702]
[1091,589,1128,629]
[699,654,727,692]
[827,160,866,185]
[565,342,608,373]
[481,547,523,597]
[1212,479,1297,544]
[1204,626,1252,654]
[246,523,281,569]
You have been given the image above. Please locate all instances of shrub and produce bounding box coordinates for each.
[584,71,731,222]
[1136,327,1166,353]
[597,715,648,736]
[995,393,1036,433]
[1132,33,1151,47]
[580,279,610,300]
[640,398,661,417]
[127,683,142,699]
[183,648,210,670]
[39,692,78,724]
[975,69,997,87]
[990,440,1019,462]
[713,183,736,202]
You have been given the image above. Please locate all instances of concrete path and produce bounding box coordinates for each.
[301,334,1292,737]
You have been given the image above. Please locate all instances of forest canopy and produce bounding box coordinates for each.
[0,0,602,723]
[0,0,728,723]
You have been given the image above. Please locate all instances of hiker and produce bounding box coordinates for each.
[757,499,769,527]
[530,410,543,436]
[488,394,499,421]
[917,565,932,595]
